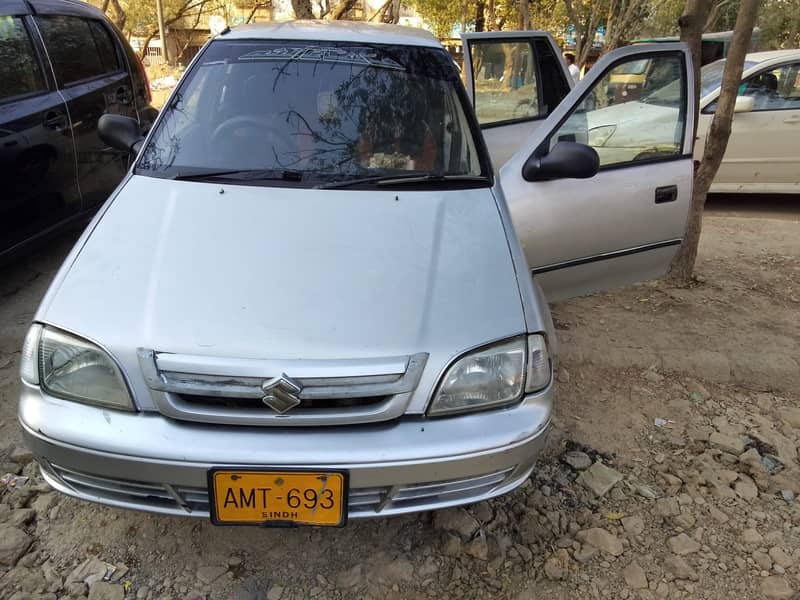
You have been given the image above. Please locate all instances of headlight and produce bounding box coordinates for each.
[588,125,616,147]
[34,326,134,410]
[428,335,551,417]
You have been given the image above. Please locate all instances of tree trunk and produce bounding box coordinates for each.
[668,0,760,284]
[292,0,314,19]
[518,0,530,30]
[330,0,357,19]
[486,0,497,30]
[155,0,169,65]
[475,0,485,32]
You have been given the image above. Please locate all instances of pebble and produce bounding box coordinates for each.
[709,432,745,455]
[563,451,592,471]
[760,576,794,599]
[622,561,648,589]
[753,550,772,571]
[621,516,645,536]
[87,582,124,600]
[636,485,660,499]
[741,528,764,546]
[433,508,479,538]
[768,547,793,569]
[0,526,33,567]
[576,528,623,557]
[577,462,624,497]
[656,497,680,518]
[544,549,571,580]
[734,475,759,500]
[664,556,698,581]
[667,533,701,555]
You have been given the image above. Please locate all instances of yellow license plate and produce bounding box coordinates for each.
[208,469,347,526]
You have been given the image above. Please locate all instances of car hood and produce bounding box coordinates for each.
[39,175,526,412]
[588,100,679,142]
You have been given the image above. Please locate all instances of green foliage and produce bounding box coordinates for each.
[409,0,463,37]
[758,0,800,49]
[530,0,569,33]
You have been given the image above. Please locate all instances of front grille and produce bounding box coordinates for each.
[176,394,391,411]
[43,462,516,518]
[47,463,209,513]
[138,349,428,426]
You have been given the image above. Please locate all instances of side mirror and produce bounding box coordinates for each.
[523,141,600,182]
[98,114,145,154]
[734,95,755,113]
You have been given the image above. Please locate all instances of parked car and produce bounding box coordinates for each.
[0,0,156,263]
[19,22,695,526]
[696,50,800,194]
[580,49,800,195]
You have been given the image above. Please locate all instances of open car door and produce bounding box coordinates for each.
[465,42,695,301]
[461,31,572,168]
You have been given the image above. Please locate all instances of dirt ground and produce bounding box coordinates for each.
[0,197,798,600]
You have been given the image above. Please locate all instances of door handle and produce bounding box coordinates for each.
[654,185,678,204]
[43,110,67,130]
[784,115,800,125]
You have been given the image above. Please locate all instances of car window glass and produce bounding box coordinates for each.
[37,16,108,86]
[138,40,485,184]
[739,62,800,111]
[550,53,685,168]
[88,20,121,73]
[0,16,45,101]
[469,40,540,125]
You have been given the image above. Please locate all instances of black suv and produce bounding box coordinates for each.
[0,0,156,261]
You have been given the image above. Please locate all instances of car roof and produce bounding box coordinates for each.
[0,0,105,18]
[220,20,442,49]
[745,49,800,64]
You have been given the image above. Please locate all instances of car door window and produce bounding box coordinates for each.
[36,16,113,86]
[0,16,46,101]
[549,53,686,167]
[87,20,121,73]
[740,62,800,110]
[469,40,540,126]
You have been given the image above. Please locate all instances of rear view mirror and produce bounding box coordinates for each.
[523,141,600,182]
[98,114,145,154]
[734,96,755,113]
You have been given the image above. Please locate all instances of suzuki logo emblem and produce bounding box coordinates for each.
[260,374,303,414]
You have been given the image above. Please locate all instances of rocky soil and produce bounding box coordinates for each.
[0,206,798,600]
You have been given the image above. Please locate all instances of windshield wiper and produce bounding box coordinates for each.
[169,168,303,183]
[317,173,489,190]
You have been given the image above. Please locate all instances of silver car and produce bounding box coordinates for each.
[19,22,695,526]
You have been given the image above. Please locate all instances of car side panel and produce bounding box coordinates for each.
[0,13,80,259]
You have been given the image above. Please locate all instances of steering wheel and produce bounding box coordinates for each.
[211,116,295,160]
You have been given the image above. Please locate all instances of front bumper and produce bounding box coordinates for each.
[19,381,552,519]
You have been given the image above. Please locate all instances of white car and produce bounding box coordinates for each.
[579,49,800,194]
[696,49,800,194]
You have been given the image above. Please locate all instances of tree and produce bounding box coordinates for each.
[563,0,604,66]
[667,0,760,283]
[602,0,661,53]
[410,0,464,36]
[759,0,800,49]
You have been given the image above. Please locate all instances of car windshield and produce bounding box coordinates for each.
[616,58,650,75]
[641,58,760,107]
[136,39,487,186]
[698,59,759,97]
